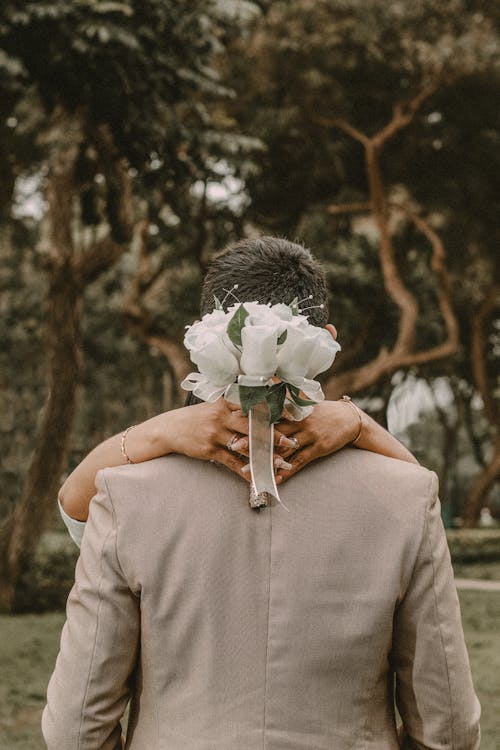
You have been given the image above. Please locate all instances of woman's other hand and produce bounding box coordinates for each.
[272,400,359,483]
[272,399,418,484]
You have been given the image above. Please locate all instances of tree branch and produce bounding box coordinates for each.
[462,285,500,526]
[76,124,134,283]
[124,220,191,401]
[373,81,440,148]
[460,388,486,469]
[463,435,500,527]
[391,203,459,361]
[323,200,458,398]
[327,201,372,215]
[316,78,461,399]
[91,123,134,244]
[124,305,191,396]
[364,143,419,355]
[471,285,500,426]
[76,235,129,285]
[312,115,370,146]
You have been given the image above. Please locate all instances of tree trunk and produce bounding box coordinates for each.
[462,287,500,527]
[0,114,132,611]
[460,388,486,469]
[319,84,458,399]
[462,436,500,528]
[0,264,82,611]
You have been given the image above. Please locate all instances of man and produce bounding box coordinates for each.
[43,237,480,749]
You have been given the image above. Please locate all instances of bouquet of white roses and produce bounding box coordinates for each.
[181,298,340,424]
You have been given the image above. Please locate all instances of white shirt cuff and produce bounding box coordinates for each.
[58,498,86,548]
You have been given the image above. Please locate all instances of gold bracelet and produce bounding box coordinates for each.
[340,395,363,445]
[121,425,137,464]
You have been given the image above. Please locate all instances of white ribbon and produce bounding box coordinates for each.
[248,400,290,512]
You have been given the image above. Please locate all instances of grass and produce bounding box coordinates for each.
[1,581,499,749]
[0,612,65,750]
[459,589,500,749]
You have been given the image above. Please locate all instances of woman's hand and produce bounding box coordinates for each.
[184,397,418,487]
[272,400,360,483]
[163,398,298,481]
[223,400,360,484]
[165,400,251,476]
[205,399,362,483]
[271,399,418,483]
[58,398,297,522]
[59,396,415,523]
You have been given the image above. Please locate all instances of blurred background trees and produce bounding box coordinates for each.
[0,0,499,610]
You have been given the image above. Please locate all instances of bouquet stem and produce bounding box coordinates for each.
[248,400,289,512]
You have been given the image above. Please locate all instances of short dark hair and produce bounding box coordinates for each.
[200,236,329,327]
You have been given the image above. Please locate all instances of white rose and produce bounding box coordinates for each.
[276,325,340,382]
[184,309,230,348]
[287,313,311,329]
[242,302,285,333]
[275,325,319,381]
[269,303,294,321]
[180,372,227,403]
[185,309,242,363]
[305,327,341,379]
[270,303,310,329]
[240,325,278,379]
[189,330,240,386]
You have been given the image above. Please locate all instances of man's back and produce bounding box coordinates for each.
[43,448,480,750]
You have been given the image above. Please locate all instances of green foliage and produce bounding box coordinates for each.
[0,0,227,166]
[238,381,312,423]
[265,381,287,423]
[238,385,267,416]
[226,303,249,348]
[287,383,317,407]
[13,532,79,613]
[447,529,500,563]
[0,229,47,519]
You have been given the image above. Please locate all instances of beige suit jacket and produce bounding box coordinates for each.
[43,448,480,750]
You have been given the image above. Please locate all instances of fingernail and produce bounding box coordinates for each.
[274,457,292,470]
[279,435,298,448]
[241,464,251,473]
[233,438,248,451]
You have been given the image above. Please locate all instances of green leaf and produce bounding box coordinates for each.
[266,382,287,424]
[267,380,284,393]
[287,383,317,406]
[227,303,249,348]
[239,385,267,416]
[213,294,223,310]
[277,329,287,345]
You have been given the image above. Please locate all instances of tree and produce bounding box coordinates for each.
[222,0,500,519]
[0,0,248,610]
[462,286,500,526]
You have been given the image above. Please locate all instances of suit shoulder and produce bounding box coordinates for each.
[318,448,438,508]
[351,448,436,486]
[96,455,202,496]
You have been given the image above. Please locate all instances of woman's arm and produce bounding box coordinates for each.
[273,399,418,484]
[59,397,416,525]
[58,399,254,522]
